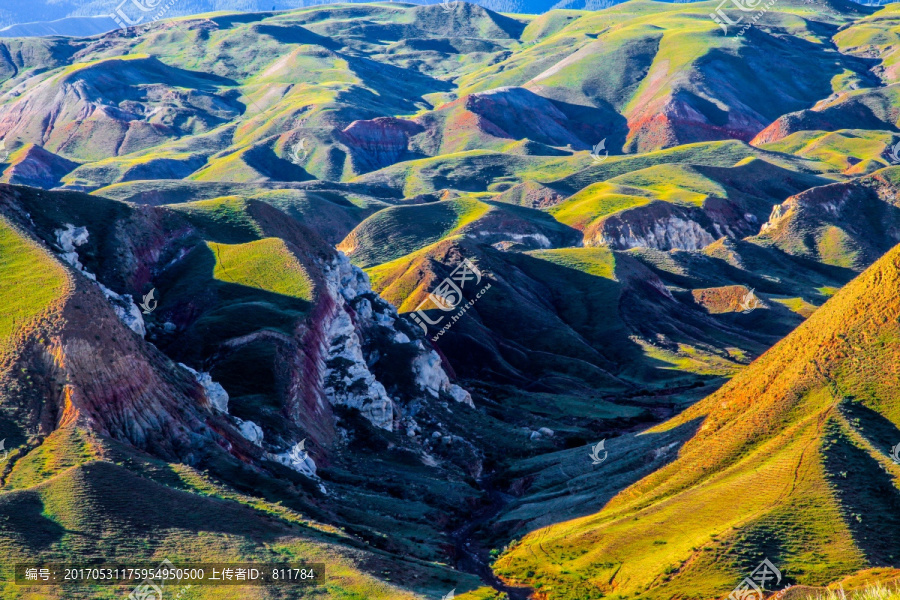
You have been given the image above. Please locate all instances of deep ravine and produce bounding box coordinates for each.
[451,476,535,600]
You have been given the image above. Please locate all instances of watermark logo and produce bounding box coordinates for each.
[710,0,774,36]
[888,140,900,164]
[441,589,456,600]
[126,559,193,599]
[129,580,163,600]
[727,0,765,11]
[589,439,607,465]
[110,0,179,31]
[728,558,782,600]
[139,288,157,314]
[890,442,900,465]
[590,139,608,163]
[128,558,174,600]
[289,138,309,165]
[409,258,491,341]
[440,0,460,11]
[738,288,760,313]
[289,439,309,464]
[710,4,743,33]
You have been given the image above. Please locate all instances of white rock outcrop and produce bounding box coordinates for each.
[448,384,474,406]
[322,307,395,430]
[413,350,448,398]
[179,363,229,413]
[55,224,90,269]
[98,282,146,337]
[760,202,788,232]
[318,252,475,430]
[269,440,317,478]
[234,417,264,446]
[470,231,553,249]
[327,252,370,302]
[412,349,475,407]
[600,216,716,251]
[54,224,146,336]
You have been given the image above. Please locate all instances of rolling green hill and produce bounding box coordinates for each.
[368,236,780,405]
[0,427,471,600]
[2,2,900,599]
[339,197,580,266]
[0,183,508,599]
[549,158,828,249]
[494,238,900,600]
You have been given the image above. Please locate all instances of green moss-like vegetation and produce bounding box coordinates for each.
[209,238,314,301]
[0,217,69,367]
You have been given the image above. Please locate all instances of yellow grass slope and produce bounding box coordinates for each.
[0,215,71,371]
[495,242,900,599]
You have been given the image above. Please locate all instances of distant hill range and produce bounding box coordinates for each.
[0,1,557,38]
[0,16,117,37]
[0,0,888,39]
[2,1,900,598]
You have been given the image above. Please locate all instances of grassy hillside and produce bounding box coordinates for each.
[754,167,900,271]
[0,427,476,600]
[759,130,898,174]
[0,216,70,368]
[2,2,900,599]
[368,236,783,409]
[494,240,900,599]
[549,158,827,248]
[0,185,502,600]
[340,197,579,266]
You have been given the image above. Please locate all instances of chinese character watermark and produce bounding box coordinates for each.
[709,0,777,36]
[408,258,491,342]
[23,567,50,581]
[110,0,180,31]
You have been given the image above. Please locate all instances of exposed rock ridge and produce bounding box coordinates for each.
[308,252,474,432]
[588,199,760,251]
[33,272,233,464]
[54,223,146,336]
[339,117,424,172]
